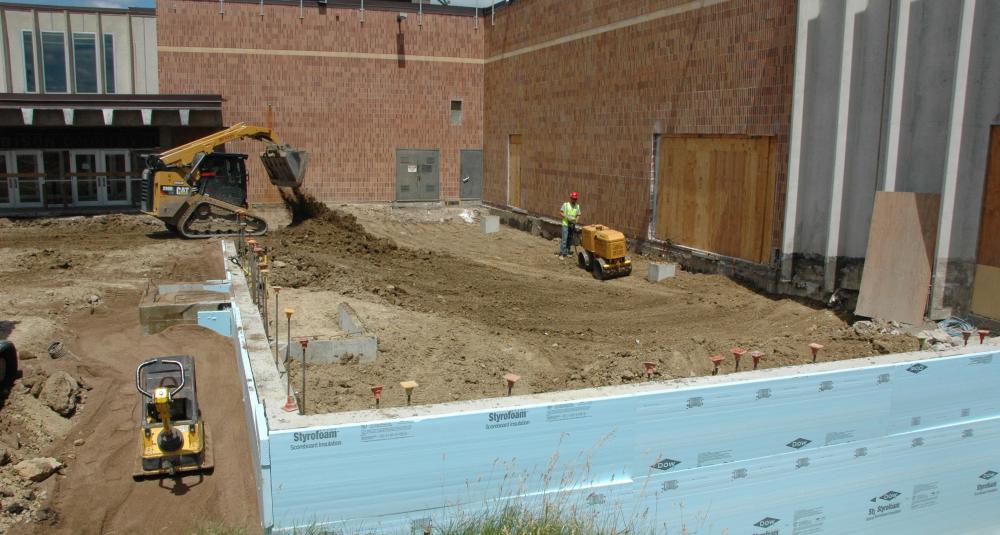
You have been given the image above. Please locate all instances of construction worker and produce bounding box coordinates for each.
[559,191,581,258]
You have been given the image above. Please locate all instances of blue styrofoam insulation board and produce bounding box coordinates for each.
[258,351,1000,534]
[197,310,233,338]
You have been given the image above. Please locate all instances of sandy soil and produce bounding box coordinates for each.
[261,205,919,414]
[0,215,257,534]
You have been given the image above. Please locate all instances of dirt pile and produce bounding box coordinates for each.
[1,216,254,533]
[263,205,921,414]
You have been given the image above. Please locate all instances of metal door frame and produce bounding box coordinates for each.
[11,150,44,207]
[459,149,483,200]
[70,149,103,206]
[394,148,441,202]
[101,149,132,205]
[0,151,13,207]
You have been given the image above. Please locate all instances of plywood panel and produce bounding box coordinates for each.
[508,134,521,208]
[975,126,1000,268]
[855,192,940,325]
[972,126,1000,319]
[654,136,776,263]
[971,264,1000,319]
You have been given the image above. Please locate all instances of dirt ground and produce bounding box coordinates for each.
[0,216,257,534]
[0,205,921,531]
[261,204,919,414]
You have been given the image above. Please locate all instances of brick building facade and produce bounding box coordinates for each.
[157,0,484,204]
[483,0,797,250]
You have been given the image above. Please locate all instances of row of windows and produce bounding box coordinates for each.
[21,30,115,94]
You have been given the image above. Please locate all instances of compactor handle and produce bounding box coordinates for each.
[135,359,186,399]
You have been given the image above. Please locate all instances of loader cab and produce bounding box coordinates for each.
[196,153,249,208]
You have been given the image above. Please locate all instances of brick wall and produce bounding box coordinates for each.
[483,0,795,247]
[157,0,484,204]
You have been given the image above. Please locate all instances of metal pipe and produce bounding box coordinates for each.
[259,0,264,17]
[299,0,303,19]
[418,0,422,27]
[360,0,365,23]
[300,343,307,414]
[475,7,478,30]
[219,0,224,15]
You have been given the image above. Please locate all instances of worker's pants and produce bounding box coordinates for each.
[560,225,570,256]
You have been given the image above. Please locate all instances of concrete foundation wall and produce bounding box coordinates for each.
[219,240,1000,534]
[783,0,1000,312]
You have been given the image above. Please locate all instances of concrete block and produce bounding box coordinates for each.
[647,262,677,283]
[480,215,500,234]
[282,335,377,364]
[338,303,365,335]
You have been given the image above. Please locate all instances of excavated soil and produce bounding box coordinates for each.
[261,204,920,414]
[0,215,256,534]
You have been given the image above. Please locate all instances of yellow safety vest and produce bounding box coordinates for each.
[561,202,580,226]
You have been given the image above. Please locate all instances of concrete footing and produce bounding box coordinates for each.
[138,281,231,335]
[281,303,378,364]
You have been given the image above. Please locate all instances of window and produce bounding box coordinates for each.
[103,34,115,94]
[22,31,36,93]
[41,31,67,93]
[450,100,462,125]
[73,33,97,93]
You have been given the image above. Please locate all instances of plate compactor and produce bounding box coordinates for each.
[133,356,213,480]
[575,224,633,280]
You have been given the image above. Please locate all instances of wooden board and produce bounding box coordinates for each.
[855,192,940,325]
[972,125,1000,319]
[654,136,776,263]
[508,134,522,208]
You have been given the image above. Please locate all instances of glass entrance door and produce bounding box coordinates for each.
[103,151,131,205]
[71,151,101,206]
[12,151,44,207]
[0,153,11,207]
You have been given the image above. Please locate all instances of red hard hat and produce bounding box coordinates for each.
[570,191,579,200]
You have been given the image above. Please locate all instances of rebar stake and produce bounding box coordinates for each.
[298,338,309,415]
[400,381,418,406]
[709,354,724,375]
[731,347,746,372]
[809,343,824,363]
[750,351,764,370]
[642,361,657,380]
[272,286,282,364]
[503,373,520,396]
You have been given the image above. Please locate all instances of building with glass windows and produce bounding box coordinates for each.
[0,1,221,214]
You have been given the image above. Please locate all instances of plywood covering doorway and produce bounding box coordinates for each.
[971,126,1000,320]
[654,136,777,264]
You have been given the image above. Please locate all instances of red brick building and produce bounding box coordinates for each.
[484,0,796,262]
[157,0,484,204]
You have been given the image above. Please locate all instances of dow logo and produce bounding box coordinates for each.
[981,471,998,480]
[907,363,928,374]
[586,492,606,506]
[878,491,901,501]
[754,517,780,528]
[651,458,681,471]
[786,438,811,449]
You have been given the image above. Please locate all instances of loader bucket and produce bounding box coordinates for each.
[260,146,309,188]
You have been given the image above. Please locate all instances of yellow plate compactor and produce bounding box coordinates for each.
[576,224,632,280]
[133,356,213,480]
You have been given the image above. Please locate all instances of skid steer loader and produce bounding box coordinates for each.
[141,123,309,238]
